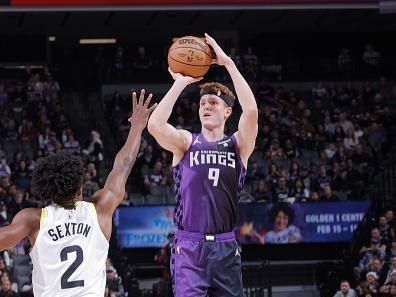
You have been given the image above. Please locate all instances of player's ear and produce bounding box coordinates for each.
[224,107,232,119]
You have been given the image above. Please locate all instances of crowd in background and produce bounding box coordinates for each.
[332,208,396,297]
[104,43,395,206]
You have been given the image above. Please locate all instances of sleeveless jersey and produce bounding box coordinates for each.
[30,201,109,297]
[173,133,246,234]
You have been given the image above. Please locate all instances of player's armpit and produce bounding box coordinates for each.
[0,208,39,251]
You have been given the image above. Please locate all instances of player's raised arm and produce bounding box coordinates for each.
[0,208,40,251]
[147,69,202,160]
[205,33,258,167]
[93,90,156,214]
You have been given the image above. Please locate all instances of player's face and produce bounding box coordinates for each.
[274,211,288,231]
[199,95,231,130]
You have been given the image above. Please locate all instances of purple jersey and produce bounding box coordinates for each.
[173,133,246,234]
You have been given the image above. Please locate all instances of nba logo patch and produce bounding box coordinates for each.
[68,210,74,219]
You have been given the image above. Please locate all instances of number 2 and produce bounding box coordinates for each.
[208,168,220,187]
[60,245,84,289]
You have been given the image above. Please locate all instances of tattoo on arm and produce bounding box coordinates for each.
[122,155,133,172]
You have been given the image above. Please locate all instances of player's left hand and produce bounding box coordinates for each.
[128,89,157,129]
[205,33,233,67]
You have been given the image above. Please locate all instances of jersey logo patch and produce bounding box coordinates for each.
[235,248,241,257]
[218,139,231,147]
[193,137,202,146]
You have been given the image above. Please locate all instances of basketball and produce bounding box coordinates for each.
[167,36,212,78]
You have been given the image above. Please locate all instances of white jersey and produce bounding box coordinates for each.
[30,201,109,297]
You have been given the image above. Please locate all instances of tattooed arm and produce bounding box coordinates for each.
[92,90,156,240]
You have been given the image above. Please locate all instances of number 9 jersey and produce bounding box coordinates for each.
[30,201,109,297]
[172,133,247,234]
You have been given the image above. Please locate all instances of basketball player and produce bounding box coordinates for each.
[0,90,156,297]
[148,33,258,297]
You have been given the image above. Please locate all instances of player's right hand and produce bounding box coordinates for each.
[168,67,203,85]
[128,89,157,130]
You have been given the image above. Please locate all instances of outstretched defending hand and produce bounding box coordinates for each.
[205,33,233,67]
[128,89,157,129]
[168,67,203,86]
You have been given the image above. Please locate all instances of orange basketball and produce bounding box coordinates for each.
[167,36,212,78]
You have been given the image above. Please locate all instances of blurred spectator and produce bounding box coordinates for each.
[133,46,153,81]
[82,130,104,169]
[12,160,31,191]
[63,133,80,155]
[229,47,243,71]
[362,44,381,66]
[356,271,379,297]
[246,161,263,183]
[38,127,51,151]
[144,161,166,193]
[337,48,352,75]
[379,270,396,296]
[105,266,125,297]
[82,172,100,202]
[0,201,11,226]
[290,178,309,203]
[252,180,272,203]
[314,165,332,193]
[0,152,11,179]
[243,47,258,81]
[0,84,9,109]
[153,232,174,297]
[86,162,102,186]
[369,258,387,285]
[109,46,128,82]
[385,210,395,225]
[384,257,396,285]
[320,185,339,202]
[266,139,285,160]
[0,278,20,297]
[343,128,360,152]
[355,238,386,281]
[333,280,356,297]
[273,176,290,203]
[312,81,328,99]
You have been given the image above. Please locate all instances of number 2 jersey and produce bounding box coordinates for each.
[30,201,109,297]
[173,133,246,234]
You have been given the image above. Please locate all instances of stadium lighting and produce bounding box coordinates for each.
[79,38,117,45]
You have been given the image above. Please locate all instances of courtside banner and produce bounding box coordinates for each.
[11,0,376,6]
[115,206,176,248]
[238,201,371,244]
[115,201,370,248]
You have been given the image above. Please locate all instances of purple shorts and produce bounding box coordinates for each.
[170,230,243,297]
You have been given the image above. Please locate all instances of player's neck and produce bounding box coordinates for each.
[201,127,225,142]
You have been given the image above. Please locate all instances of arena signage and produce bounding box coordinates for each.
[115,201,370,248]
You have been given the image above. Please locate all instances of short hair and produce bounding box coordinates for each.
[199,82,236,101]
[269,203,295,225]
[31,152,84,209]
